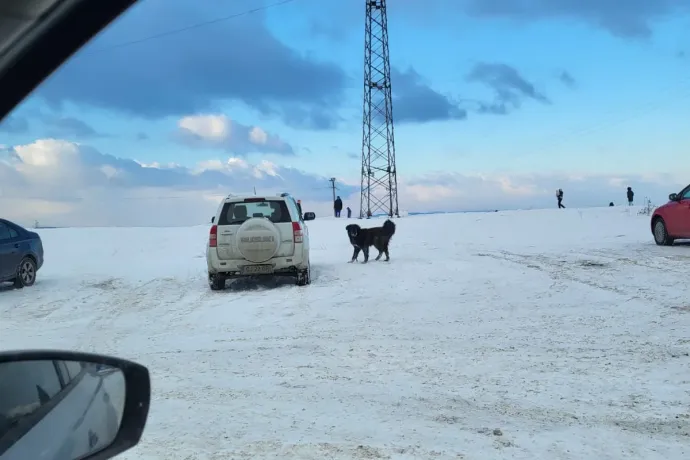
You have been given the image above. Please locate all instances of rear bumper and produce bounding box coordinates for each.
[209,265,304,279]
[206,248,307,276]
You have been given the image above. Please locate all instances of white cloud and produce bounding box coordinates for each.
[176,114,294,155]
[0,139,349,227]
[179,114,229,140]
[15,138,79,167]
[0,138,686,227]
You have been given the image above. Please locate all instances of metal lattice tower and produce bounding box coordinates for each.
[359,0,399,219]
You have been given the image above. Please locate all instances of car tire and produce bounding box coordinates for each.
[296,261,311,286]
[13,257,37,288]
[653,218,674,246]
[209,274,226,291]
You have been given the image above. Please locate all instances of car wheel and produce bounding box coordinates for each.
[653,218,674,246]
[13,257,37,288]
[209,274,226,291]
[296,261,311,286]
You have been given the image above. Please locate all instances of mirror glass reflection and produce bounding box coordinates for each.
[0,360,126,460]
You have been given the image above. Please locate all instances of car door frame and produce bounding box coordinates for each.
[664,184,690,238]
[675,185,690,237]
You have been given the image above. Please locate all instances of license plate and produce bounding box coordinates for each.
[240,264,273,275]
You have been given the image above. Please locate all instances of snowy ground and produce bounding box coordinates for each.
[1,207,689,459]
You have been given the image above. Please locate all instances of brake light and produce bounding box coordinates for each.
[243,198,265,203]
[292,221,303,243]
[209,225,217,247]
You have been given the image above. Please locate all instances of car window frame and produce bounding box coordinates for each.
[0,223,12,242]
[0,220,23,240]
[680,186,690,200]
[284,197,301,222]
[218,199,292,226]
[0,0,139,124]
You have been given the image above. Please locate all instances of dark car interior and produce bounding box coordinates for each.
[0,0,137,123]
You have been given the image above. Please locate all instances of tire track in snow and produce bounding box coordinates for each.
[79,275,207,355]
[473,249,682,304]
[474,251,629,296]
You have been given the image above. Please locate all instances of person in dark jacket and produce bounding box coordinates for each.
[626,187,634,206]
[334,196,343,217]
[556,189,565,209]
[346,206,352,218]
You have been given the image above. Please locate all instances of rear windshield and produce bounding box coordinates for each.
[218,199,292,225]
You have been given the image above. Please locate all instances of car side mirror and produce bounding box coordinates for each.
[669,193,678,201]
[0,350,150,460]
[303,212,316,221]
[211,216,215,223]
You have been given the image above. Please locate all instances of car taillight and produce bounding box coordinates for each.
[292,221,303,243]
[209,225,217,247]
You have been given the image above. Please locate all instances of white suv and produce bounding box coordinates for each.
[206,193,315,290]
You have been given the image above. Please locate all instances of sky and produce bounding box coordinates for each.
[1,0,690,226]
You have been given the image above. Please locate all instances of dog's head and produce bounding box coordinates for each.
[345,224,360,240]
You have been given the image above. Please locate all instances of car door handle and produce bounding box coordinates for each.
[13,244,19,248]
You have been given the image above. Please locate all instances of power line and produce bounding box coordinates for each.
[86,0,298,53]
[524,81,690,159]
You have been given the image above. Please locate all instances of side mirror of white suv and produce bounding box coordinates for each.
[303,212,316,221]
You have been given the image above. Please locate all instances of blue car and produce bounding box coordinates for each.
[0,219,44,288]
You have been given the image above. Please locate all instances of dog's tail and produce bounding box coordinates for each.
[382,219,396,237]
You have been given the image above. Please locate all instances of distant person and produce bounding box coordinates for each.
[296,200,303,220]
[334,196,343,218]
[627,187,634,206]
[556,189,565,209]
[346,206,352,218]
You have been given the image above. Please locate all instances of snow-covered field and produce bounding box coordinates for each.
[2,207,689,459]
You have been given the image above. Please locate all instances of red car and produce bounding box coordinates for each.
[651,184,690,245]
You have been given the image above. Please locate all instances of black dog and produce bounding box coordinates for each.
[346,219,396,263]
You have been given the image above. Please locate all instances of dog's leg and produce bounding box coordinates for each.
[375,249,383,261]
[362,247,369,263]
[349,247,360,263]
[384,243,390,262]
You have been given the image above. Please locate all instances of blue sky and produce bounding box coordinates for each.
[1,0,690,226]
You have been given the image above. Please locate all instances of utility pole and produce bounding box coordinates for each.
[329,177,337,203]
[360,0,399,219]
[329,177,337,217]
